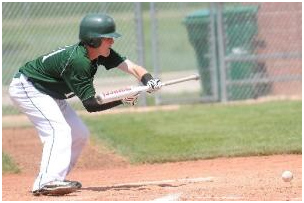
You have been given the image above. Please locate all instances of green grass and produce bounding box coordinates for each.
[83,101,302,164]
[2,152,20,174]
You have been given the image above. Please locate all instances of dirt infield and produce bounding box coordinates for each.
[2,128,302,201]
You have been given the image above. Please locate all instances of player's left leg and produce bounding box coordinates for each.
[56,99,90,175]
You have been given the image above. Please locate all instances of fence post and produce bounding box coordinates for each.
[150,2,162,105]
[134,2,147,106]
[210,2,219,102]
[216,2,228,102]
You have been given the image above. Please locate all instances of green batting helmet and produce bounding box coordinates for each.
[79,13,121,48]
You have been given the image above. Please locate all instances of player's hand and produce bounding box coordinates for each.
[147,78,162,93]
[121,93,139,106]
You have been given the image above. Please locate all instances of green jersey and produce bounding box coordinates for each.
[19,43,126,101]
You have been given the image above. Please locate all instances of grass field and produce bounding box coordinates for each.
[2,152,20,174]
[2,100,302,173]
[83,100,302,164]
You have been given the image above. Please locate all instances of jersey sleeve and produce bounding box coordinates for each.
[61,57,96,101]
[98,48,126,70]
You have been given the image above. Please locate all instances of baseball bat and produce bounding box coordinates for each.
[97,74,200,104]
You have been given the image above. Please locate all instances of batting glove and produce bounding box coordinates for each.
[147,78,162,93]
[121,93,139,106]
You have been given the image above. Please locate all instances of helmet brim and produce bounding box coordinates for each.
[100,32,121,38]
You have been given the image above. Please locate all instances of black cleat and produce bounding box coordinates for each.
[64,180,82,189]
[32,180,78,196]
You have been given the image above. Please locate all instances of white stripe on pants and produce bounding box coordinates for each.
[8,74,89,191]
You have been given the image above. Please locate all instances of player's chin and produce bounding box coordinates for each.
[104,49,111,57]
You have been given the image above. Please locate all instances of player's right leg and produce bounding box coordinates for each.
[8,73,78,195]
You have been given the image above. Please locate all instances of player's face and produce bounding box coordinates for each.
[98,38,114,57]
[102,38,114,46]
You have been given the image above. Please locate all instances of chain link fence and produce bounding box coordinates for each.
[219,2,302,102]
[3,2,140,114]
[2,2,302,115]
[154,2,301,104]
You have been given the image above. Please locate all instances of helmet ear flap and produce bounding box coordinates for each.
[88,38,102,48]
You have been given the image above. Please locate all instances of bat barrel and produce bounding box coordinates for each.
[162,74,200,86]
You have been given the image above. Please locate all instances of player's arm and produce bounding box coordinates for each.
[117,59,162,90]
[82,96,122,113]
[62,74,122,112]
[117,59,148,83]
[83,94,139,112]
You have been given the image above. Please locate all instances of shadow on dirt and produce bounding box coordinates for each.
[82,183,183,192]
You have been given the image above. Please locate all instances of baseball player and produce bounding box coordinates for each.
[8,13,161,196]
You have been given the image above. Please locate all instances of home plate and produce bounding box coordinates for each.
[112,177,214,187]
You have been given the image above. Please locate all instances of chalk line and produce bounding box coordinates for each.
[112,176,214,187]
[153,193,182,201]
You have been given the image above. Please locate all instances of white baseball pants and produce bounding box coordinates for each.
[9,73,89,191]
